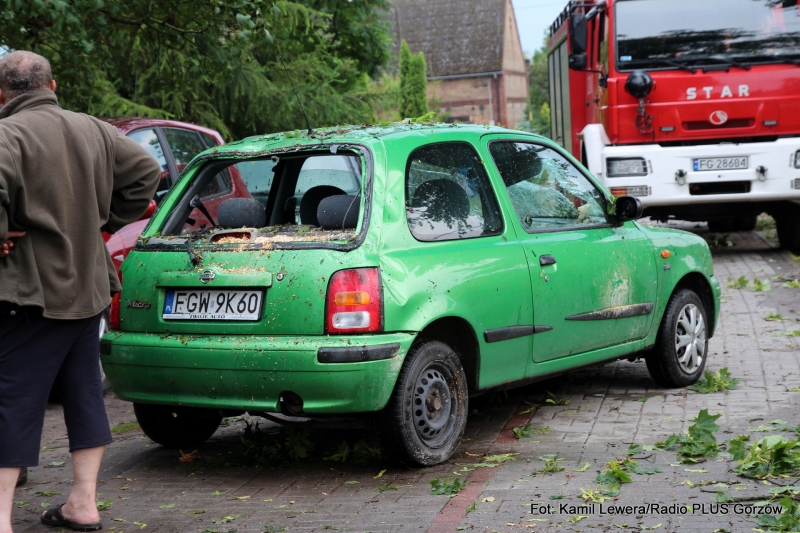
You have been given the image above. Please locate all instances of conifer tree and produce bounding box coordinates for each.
[399,40,428,119]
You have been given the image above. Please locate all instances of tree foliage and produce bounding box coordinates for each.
[398,39,428,119]
[0,0,393,139]
[526,32,550,136]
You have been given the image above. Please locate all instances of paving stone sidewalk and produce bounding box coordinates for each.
[12,225,800,533]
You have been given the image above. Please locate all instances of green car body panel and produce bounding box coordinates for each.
[103,124,720,414]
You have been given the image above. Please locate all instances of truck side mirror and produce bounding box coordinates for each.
[569,53,588,70]
[568,13,588,70]
[569,13,588,54]
[612,196,644,222]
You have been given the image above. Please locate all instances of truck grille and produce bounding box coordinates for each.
[689,181,751,196]
[793,178,800,189]
[683,119,754,130]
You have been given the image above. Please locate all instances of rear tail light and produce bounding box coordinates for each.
[325,268,383,334]
[109,272,122,330]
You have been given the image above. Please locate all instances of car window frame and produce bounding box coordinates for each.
[404,140,505,243]
[485,138,615,235]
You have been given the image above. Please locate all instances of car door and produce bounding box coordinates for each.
[484,138,657,363]
[380,137,535,389]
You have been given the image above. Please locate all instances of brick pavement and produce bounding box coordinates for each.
[10,224,800,533]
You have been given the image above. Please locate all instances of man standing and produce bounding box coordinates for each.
[0,51,159,532]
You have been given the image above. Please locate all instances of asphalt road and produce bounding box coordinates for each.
[13,224,800,533]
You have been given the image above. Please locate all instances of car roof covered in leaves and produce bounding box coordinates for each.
[202,122,541,158]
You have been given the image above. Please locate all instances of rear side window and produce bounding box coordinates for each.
[406,142,503,242]
[163,128,206,171]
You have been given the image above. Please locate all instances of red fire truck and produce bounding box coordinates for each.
[547,0,800,252]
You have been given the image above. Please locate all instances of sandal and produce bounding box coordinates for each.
[41,504,102,531]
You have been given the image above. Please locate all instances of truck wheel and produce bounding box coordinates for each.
[380,340,468,467]
[645,288,708,388]
[134,403,222,448]
[735,215,758,232]
[775,213,800,254]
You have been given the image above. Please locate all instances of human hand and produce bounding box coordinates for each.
[0,231,26,258]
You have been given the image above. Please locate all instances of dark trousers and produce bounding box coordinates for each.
[0,303,112,467]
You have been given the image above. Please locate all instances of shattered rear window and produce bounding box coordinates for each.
[151,152,365,248]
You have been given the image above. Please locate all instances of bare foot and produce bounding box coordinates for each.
[48,502,100,526]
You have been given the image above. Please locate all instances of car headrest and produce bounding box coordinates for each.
[317,195,360,230]
[299,185,347,226]
[217,198,266,228]
[411,179,470,221]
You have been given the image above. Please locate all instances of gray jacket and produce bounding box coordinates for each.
[0,91,160,319]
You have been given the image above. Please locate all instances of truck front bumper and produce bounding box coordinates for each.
[598,138,800,207]
[101,332,416,414]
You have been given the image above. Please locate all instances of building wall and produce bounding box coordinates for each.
[428,76,499,125]
[502,0,529,127]
[420,0,530,127]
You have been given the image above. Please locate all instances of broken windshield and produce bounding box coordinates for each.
[616,0,800,71]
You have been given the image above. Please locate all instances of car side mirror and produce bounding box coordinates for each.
[139,199,157,221]
[612,196,643,222]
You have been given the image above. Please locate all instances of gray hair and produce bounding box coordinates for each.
[0,51,53,102]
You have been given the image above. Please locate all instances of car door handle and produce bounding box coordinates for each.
[539,255,557,266]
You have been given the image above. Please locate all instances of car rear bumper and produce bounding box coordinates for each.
[101,332,415,414]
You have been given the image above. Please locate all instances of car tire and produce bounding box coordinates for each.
[379,340,468,467]
[775,211,800,254]
[645,288,709,388]
[133,403,222,448]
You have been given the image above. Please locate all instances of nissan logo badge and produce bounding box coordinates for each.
[199,270,216,284]
[709,110,728,126]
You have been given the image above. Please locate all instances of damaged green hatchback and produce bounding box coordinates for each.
[103,124,721,466]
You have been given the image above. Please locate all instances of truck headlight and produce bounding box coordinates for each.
[607,158,648,178]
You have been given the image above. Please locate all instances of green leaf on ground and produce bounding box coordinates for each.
[35,491,61,497]
[549,494,565,500]
[573,462,591,472]
[545,391,570,405]
[96,500,113,511]
[185,510,205,514]
[159,504,175,509]
[377,485,397,492]
[212,514,240,524]
[531,455,565,476]
[430,476,467,496]
[687,368,739,394]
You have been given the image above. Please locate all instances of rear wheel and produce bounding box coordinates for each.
[380,340,468,467]
[646,288,709,388]
[735,214,758,232]
[775,211,800,254]
[133,403,222,448]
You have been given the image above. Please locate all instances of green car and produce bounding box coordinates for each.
[103,124,721,466]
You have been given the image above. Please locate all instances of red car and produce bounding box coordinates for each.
[97,118,249,389]
[100,118,237,271]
